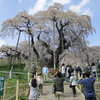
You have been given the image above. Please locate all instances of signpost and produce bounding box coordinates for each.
[0,76,5,96]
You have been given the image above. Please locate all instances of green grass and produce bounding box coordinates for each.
[0,65,9,71]
[0,63,29,100]
[0,63,26,71]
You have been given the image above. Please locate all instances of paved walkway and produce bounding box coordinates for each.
[38,84,84,100]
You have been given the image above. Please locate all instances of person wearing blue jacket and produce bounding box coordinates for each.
[78,72,97,100]
[42,65,49,82]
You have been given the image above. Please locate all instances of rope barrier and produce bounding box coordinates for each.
[12,72,32,75]
[95,89,100,92]
[0,71,32,75]
[19,91,25,94]
[6,94,16,100]
[95,82,100,84]
[0,71,9,73]
[6,85,16,89]
[19,83,28,86]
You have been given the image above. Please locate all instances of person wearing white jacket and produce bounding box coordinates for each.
[28,78,39,100]
[69,73,78,97]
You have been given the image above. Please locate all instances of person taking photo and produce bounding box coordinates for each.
[78,72,97,100]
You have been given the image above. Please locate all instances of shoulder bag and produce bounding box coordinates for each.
[51,85,56,94]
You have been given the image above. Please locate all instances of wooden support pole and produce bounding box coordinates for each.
[28,71,30,82]
[16,80,19,100]
[3,82,6,100]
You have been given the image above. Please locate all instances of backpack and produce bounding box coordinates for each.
[68,68,74,73]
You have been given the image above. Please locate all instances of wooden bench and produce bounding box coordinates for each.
[49,68,56,75]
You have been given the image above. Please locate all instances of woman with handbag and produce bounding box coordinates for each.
[54,71,65,100]
[69,73,78,97]
[28,78,39,100]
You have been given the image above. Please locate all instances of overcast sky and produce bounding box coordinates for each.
[0,0,100,47]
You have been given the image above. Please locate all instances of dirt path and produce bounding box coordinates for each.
[38,85,84,100]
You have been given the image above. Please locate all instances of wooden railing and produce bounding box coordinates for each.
[0,80,30,100]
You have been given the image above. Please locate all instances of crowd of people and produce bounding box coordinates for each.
[27,62,99,100]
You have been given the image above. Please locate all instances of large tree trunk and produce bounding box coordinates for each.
[85,53,90,65]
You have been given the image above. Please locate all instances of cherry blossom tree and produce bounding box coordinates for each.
[0,2,95,68]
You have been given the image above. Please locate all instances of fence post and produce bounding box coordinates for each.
[28,71,30,82]
[16,80,19,100]
[9,70,12,78]
[9,66,13,78]
[3,81,6,100]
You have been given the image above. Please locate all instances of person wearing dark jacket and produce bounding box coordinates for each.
[54,71,65,100]
[78,72,97,100]
[76,66,82,73]
[68,65,74,79]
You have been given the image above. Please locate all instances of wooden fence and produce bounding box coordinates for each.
[0,71,31,81]
[0,81,29,100]
[0,71,32,100]
[94,82,100,100]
